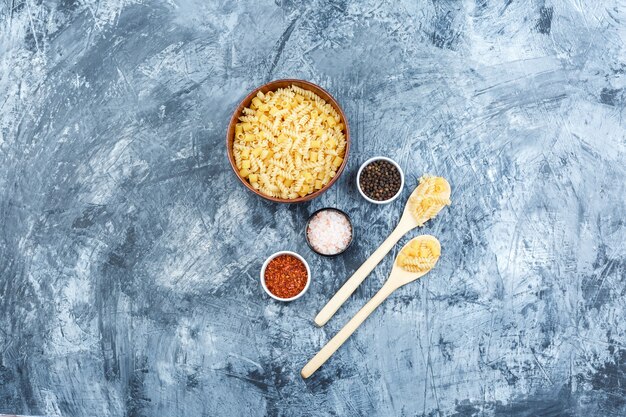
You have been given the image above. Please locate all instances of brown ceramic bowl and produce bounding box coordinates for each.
[226,79,350,203]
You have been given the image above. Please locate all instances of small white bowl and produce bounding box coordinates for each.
[356,156,405,204]
[260,251,311,302]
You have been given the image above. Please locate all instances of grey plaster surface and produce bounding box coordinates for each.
[1,0,626,416]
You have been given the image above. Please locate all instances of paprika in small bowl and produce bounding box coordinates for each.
[260,251,311,302]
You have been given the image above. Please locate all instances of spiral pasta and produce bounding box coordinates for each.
[396,236,441,273]
[408,175,452,226]
[234,85,347,199]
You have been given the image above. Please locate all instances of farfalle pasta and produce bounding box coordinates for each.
[233,85,347,199]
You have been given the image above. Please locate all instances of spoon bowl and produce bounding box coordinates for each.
[388,234,441,288]
[404,175,451,227]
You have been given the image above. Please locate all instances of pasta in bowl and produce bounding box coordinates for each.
[226,80,350,203]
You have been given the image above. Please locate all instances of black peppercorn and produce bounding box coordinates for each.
[359,160,402,201]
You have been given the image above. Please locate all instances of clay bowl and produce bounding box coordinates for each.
[226,79,350,203]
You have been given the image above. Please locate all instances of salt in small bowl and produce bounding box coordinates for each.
[305,208,354,257]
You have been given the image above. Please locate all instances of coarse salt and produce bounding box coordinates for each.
[307,209,352,255]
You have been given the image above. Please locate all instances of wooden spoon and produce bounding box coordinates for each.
[302,235,441,378]
[314,176,451,326]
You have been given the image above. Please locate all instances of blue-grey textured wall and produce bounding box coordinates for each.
[1,1,626,416]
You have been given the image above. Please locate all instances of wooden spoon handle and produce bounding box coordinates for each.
[314,224,408,326]
[302,282,396,378]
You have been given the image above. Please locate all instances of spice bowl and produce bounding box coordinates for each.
[260,251,311,302]
[305,208,354,257]
[304,207,354,257]
[356,156,405,204]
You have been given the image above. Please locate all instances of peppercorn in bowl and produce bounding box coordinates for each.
[356,156,404,204]
[260,251,311,301]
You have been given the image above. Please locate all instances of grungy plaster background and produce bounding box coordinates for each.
[1,0,626,416]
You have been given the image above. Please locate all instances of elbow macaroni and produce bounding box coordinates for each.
[234,85,346,199]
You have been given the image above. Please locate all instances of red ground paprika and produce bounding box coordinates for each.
[264,254,308,299]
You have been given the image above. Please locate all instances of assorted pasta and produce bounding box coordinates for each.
[408,175,452,226]
[396,236,441,273]
[233,85,347,199]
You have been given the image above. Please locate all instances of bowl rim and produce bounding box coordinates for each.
[260,250,311,302]
[356,156,405,204]
[304,207,354,257]
[226,79,350,204]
